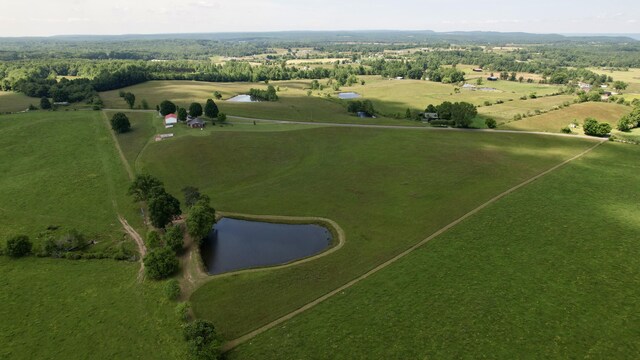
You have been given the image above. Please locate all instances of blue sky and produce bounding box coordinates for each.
[0,0,638,37]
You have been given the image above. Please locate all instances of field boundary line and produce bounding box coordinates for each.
[222,140,604,352]
[100,111,135,180]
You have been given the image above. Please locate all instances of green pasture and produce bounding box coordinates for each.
[231,142,640,359]
[0,111,139,253]
[136,126,596,339]
[0,257,186,359]
[100,80,420,126]
[501,102,630,134]
[339,75,565,116]
[479,95,576,124]
[0,91,39,113]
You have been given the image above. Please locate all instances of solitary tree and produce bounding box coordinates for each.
[485,117,497,129]
[213,91,222,100]
[183,320,222,360]
[450,102,477,128]
[177,107,188,121]
[40,97,52,110]
[186,198,216,243]
[159,100,177,116]
[123,92,136,109]
[217,113,227,123]
[143,247,179,280]
[141,99,149,110]
[110,112,131,133]
[189,102,203,117]
[204,99,219,118]
[6,235,32,258]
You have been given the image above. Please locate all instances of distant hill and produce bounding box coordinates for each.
[1,30,636,45]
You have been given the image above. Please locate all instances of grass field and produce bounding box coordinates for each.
[0,91,39,113]
[99,78,566,126]
[479,95,576,124]
[230,141,640,359]
[0,111,140,253]
[136,126,597,339]
[501,102,631,134]
[99,80,420,126]
[339,75,565,116]
[0,257,186,359]
[590,67,640,94]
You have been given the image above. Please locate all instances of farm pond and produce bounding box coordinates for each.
[338,92,361,99]
[200,218,332,275]
[226,95,260,102]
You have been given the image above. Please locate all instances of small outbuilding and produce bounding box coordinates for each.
[165,114,178,126]
[487,76,498,81]
[473,68,483,72]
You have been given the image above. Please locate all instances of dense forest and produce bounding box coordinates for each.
[1,31,638,104]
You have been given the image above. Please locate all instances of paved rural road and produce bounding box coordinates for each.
[221,140,606,352]
[102,109,608,141]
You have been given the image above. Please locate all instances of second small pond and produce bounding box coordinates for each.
[201,218,332,275]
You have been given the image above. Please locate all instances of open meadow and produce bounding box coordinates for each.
[0,111,141,253]
[136,125,597,339]
[99,80,419,126]
[0,257,186,359]
[501,102,631,134]
[230,141,640,359]
[0,91,39,113]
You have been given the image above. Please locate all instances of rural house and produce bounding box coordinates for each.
[487,76,498,81]
[421,112,439,122]
[186,118,205,128]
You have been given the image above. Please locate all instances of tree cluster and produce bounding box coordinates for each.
[248,85,278,101]
[128,174,181,229]
[583,118,612,137]
[347,100,376,116]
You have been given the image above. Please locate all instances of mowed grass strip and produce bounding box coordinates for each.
[230,142,640,360]
[138,126,596,339]
[501,102,631,134]
[0,111,139,252]
[104,111,159,167]
[0,257,186,359]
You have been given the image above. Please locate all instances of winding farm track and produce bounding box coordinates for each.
[119,216,147,282]
[222,140,605,352]
[101,111,147,279]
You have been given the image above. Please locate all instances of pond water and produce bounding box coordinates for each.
[338,92,361,99]
[227,94,259,102]
[200,218,332,275]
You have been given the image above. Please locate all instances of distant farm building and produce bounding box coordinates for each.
[578,82,592,92]
[462,83,477,90]
[186,118,206,128]
[421,112,439,122]
[165,114,178,126]
[487,76,498,81]
[473,68,483,72]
